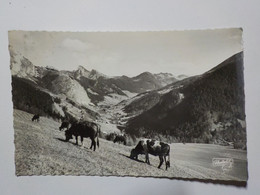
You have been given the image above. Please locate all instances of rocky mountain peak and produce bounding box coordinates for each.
[74,65,90,79]
[10,51,37,79]
[89,69,108,79]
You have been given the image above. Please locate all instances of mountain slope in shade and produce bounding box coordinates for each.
[125,52,246,148]
[120,75,198,123]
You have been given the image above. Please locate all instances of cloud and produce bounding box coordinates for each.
[61,38,90,52]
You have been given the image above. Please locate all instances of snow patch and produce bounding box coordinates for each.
[158,88,172,95]
[98,93,129,106]
[52,103,65,117]
[157,85,183,95]
[179,93,184,100]
[122,90,138,98]
[87,88,99,95]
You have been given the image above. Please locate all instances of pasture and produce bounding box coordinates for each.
[14,109,247,182]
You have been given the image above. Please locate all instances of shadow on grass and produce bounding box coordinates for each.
[119,153,145,163]
[55,137,83,146]
[55,137,68,142]
[55,137,95,153]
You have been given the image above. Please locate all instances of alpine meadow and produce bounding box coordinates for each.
[9,29,248,185]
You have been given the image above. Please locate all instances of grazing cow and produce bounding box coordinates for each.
[105,132,117,141]
[65,121,100,151]
[113,135,126,145]
[59,121,70,131]
[130,138,170,170]
[32,114,40,122]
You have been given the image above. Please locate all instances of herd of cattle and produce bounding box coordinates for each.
[31,114,171,170]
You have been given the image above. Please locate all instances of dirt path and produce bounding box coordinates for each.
[13,109,247,181]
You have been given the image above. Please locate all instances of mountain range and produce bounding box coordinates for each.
[9,49,246,148]
[10,48,180,120]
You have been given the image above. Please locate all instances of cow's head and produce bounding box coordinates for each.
[130,148,138,159]
[65,130,73,141]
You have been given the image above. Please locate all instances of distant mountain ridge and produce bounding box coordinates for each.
[9,48,178,121]
[124,52,246,148]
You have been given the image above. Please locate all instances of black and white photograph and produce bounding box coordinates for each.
[9,29,247,184]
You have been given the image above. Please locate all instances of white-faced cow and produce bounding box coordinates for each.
[130,138,170,170]
[32,114,40,122]
[113,135,126,145]
[65,121,100,151]
[59,121,70,131]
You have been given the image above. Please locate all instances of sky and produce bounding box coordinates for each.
[8,29,243,77]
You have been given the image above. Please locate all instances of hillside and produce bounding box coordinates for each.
[14,109,247,182]
[11,77,56,118]
[125,52,246,148]
[9,48,246,149]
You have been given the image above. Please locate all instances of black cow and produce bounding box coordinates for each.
[113,135,126,145]
[32,114,40,122]
[65,121,100,151]
[59,121,70,131]
[130,138,170,170]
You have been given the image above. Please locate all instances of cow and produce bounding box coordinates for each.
[105,132,117,141]
[65,121,100,151]
[130,138,170,170]
[59,121,70,131]
[113,135,126,145]
[32,114,40,122]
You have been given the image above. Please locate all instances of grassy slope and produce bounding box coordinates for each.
[14,109,247,181]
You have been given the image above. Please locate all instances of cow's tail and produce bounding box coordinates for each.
[167,147,171,168]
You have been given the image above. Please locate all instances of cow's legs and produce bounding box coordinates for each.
[81,136,84,147]
[158,156,164,169]
[75,136,78,145]
[145,153,150,165]
[90,140,93,149]
[164,156,169,170]
[90,138,96,151]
